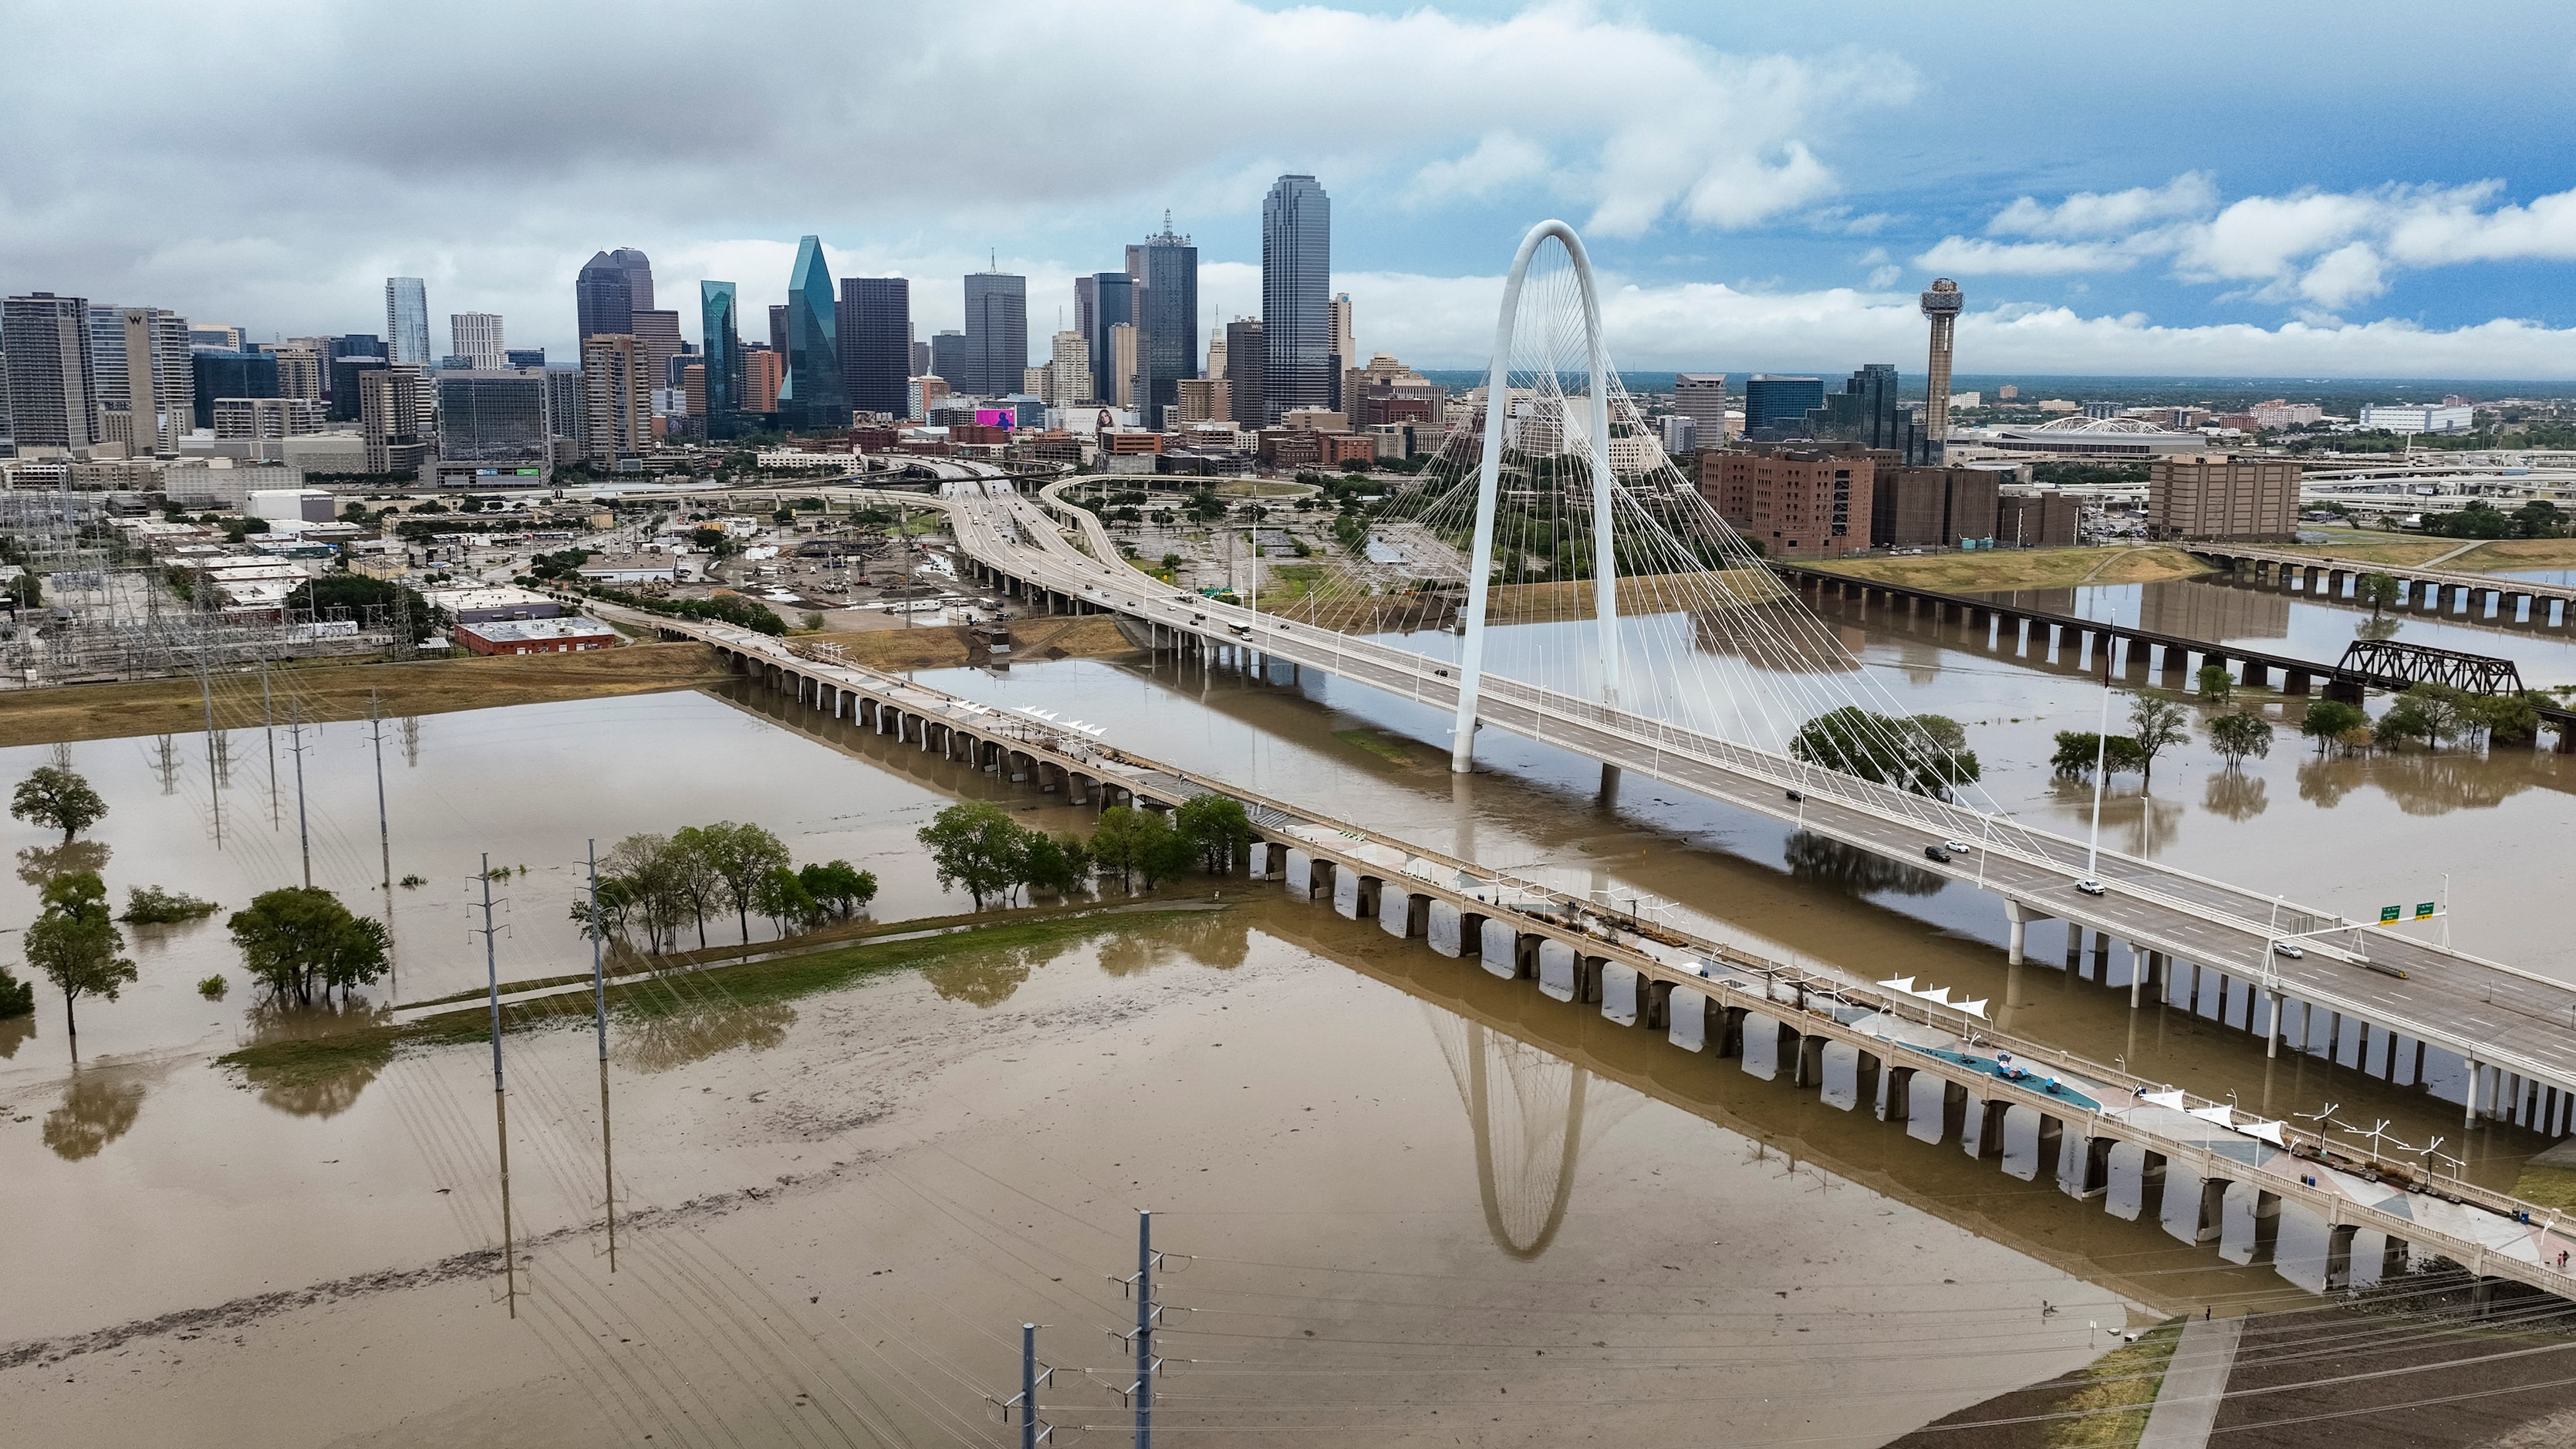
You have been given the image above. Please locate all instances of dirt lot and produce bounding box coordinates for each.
[800,615,1139,672]
[0,641,732,748]
[1817,545,2213,592]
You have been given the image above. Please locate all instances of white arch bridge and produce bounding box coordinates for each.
[771,218,2576,1140]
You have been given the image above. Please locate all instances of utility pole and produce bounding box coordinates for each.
[1136,1210,1154,1448]
[591,839,615,1273]
[198,643,221,847]
[370,690,391,889]
[481,853,516,1318]
[289,701,311,887]
[262,660,278,829]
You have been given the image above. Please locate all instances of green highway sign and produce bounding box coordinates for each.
[2380,905,2401,923]
[2416,903,2437,919]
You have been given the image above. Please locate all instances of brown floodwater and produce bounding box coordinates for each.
[5,569,2571,1444]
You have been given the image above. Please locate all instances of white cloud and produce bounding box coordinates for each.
[1915,237,2141,275]
[2296,242,2388,309]
[1866,265,1902,288]
[1334,268,2576,378]
[0,0,1914,354]
[1988,173,2217,237]
[2385,187,2576,264]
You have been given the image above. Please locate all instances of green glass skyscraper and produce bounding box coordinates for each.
[700,280,743,438]
[778,235,846,430]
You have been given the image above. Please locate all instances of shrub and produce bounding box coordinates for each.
[197,974,228,1000]
[122,885,220,924]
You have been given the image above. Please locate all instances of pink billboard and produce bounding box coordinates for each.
[974,407,1013,427]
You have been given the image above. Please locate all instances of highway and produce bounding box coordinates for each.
[778,475,2576,1123]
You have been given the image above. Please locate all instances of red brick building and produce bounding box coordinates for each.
[454,616,619,656]
[1698,448,1872,559]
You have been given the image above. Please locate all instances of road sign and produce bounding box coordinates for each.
[2380,905,2401,923]
[2416,902,2437,920]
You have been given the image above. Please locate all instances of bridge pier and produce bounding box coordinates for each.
[2004,898,2054,967]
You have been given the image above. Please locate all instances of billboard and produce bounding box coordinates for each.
[974,407,1015,428]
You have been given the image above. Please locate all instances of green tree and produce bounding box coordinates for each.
[225,887,389,1007]
[2196,665,2233,703]
[1173,795,1252,875]
[796,860,879,920]
[918,802,1029,910]
[2354,572,2402,616]
[747,866,817,937]
[2378,682,2470,752]
[2470,691,2546,747]
[23,870,135,1053]
[696,821,792,943]
[2127,694,2191,785]
[12,765,108,843]
[2298,700,2368,752]
[663,826,726,948]
[283,574,439,643]
[1089,806,1187,891]
[1789,708,1980,798]
[2206,710,2274,766]
[0,961,33,1018]
[2051,731,2145,779]
[1018,832,1090,898]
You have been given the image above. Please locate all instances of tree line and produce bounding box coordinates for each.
[917,796,1251,910]
[571,822,877,954]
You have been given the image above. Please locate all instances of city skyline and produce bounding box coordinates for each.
[7,1,2576,378]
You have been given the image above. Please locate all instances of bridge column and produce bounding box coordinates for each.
[1879,1063,1915,1123]
[2240,657,2267,689]
[2004,898,2053,967]
[2284,668,2310,695]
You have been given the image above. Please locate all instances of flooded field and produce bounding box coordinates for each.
[5,561,2573,1444]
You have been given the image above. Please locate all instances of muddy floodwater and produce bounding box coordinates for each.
[3,564,2570,1444]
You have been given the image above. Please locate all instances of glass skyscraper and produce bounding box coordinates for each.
[962,271,1027,397]
[1261,175,1331,424]
[838,276,911,417]
[1087,272,1133,407]
[700,281,742,437]
[188,350,279,428]
[777,235,846,430]
[1137,218,1198,426]
[576,248,653,341]
[434,371,552,463]
[1744,374,1826,438]
[384,277,430,365]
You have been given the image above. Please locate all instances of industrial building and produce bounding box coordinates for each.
[2146,455,2303,542]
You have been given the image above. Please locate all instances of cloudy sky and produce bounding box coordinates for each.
[9,0,2576,379]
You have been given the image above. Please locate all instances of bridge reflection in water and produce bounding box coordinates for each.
[1427,1013,1640,1258]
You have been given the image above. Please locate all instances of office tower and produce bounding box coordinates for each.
[629,309,683,397]
[329,357,386,423]
[581,334,650,465]
[1805,363,1928,464]
[1261,174,1331,423]
[330,334,387,363]
[929,330,967,386]
[86,305,129,424]
[682,363,705,417]
[1673,374,1728,444]
[2146,456,2302,542]
[1136,215,1199,424]
[1177,377,1229,425]
[384,278,430,365]
[188,350,278,428]
[838,276,912,417]
[505,347,545,367]
[1206,320,1226,381]
[1224,316,1263,429]
[1107,323,1138,408]
[1045,329,1092,405]
[1742,375,1825,438]
[700,280,742,438]
[1074,275,1098,350]
[767,305,788,356]
[1327,291,1354,410]
[189,324,244,351]
[359,366,427,473]
[1920,278,1961,447]
[3,293,100,447]
[910,339,930,376]
[450,312,505,370]
[742,347,784,413]
[1086,272,1133,406]
[120,309,193,454]
[545,366,585,453]
[963,268,1027,397]
[777,235,847,430]
[576,248,653,341]
[214,397,325,441]
[436,370,553,464]
[272,346,322,403]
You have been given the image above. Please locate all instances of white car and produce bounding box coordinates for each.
[2075,879,2106,897]
[2271,941,2304,959]
[1942,839,1974,853]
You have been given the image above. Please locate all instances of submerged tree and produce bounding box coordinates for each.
[918,802,1030,910]
[2127,694,2192,786]
[1789,708,1980,798]
[12,765,108,843]
[226,887,390,1008]
[2206,709,2275,766]
[25,870,137,1055]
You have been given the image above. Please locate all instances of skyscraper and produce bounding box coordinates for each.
[121,308,193,454]
[189,350,279,428]
[1045,330,1092,406]
[700,281,743,439]
[777,235,846,430]
[1328,292,1356,412]
[962,269,1027,397]
[1261,174,1331,424]
[359,366,427,474]
[1086,272,1134,407]
[86,304,129,429]
[1673,375,1729,444]
[1743,375,1825,438]
[629,309,683,398]
[576,248,653,342]
[1805,363,1929,464]
[1224,316,1264,429]
[581,334,650,465]
[929,331,967,387]
[1136,215,1199,426]
[1921,278,1962,448]
[838,276,912,417]
[451,312,505,370]
[385,278,430,365]
[3,292,100,447]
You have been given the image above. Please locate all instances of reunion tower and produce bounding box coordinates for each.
[1920,277,1963,448]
